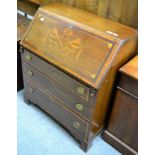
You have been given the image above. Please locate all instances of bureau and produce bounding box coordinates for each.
[20,3,137,151]
[102,56,138,155]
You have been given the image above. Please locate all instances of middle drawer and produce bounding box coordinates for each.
[22,62,92,121]
[22,50,90,102]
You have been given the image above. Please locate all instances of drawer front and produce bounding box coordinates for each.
[118,74,138,97]
[22,49,90,102]
[24,79,89,140]
[22,62,92,120]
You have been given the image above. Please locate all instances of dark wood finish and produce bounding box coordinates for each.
[102,55,138,155]
[17,14,31,41]
[17,0,39,16]
[17,43,24,91]
[21,3,137,89]
[118,75,138,97]
[120,56,138,80]
[40,0,138,28]
[22,60,92,120]
[22,49,90,102]
[103,131,137,155]
[106,0,138,29]
[24,79,89,140]
[28,0,40,5]
[17,14,31,91]
[18,0,137,28]
[20,3,137,151]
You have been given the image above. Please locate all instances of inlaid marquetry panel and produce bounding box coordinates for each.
[23,13,114,83]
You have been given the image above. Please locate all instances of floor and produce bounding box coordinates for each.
[17,90,121,155]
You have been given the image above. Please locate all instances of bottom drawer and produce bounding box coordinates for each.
[24,78,89,140]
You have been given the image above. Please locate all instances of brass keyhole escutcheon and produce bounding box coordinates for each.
[73,122,80,129]
[27,70,33,77]
[75,103,83,111]
[77,87,85,95]
[29,88,34,94]
[26,54,32,61]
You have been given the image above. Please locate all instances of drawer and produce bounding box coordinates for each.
[22,62,92,120]
[22,49,90,102]
[118,74,138,97]
[24,79,89,140]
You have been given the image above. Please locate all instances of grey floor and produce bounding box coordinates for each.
[17,90,121,155]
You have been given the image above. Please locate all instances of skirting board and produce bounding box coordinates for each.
[102,130,138,155]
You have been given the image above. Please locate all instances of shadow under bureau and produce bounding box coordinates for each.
[20,3,137,151]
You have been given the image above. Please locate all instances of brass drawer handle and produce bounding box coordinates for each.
[29,88,34,94]
[75,103,84,111]
[76,87,86,95]
[25,54,32,61]
[27,70,33,77]
[73,122,80,129]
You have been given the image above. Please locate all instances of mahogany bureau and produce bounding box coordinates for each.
[20,3,137,151]
[102,56,138,155]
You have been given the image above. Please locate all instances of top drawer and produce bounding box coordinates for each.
[22,49,90,102]
[118,74,138,97]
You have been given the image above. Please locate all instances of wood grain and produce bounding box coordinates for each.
[102,56,138,155]
[17,13,31,41]
[120,55,138,80]
[21,3,137,88]
[18,0,138,28]
[20,3,137,151]
[39,0,137,28]
[17,0,39,16]
[24,78,89,140]
[28,0,40,4]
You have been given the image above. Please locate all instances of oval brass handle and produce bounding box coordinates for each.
[75,103,84,111]
[29,88,34,94]
[25,54,32,61]
[76,87,85,95]
[27,70,33,77]
[73,122,80,129]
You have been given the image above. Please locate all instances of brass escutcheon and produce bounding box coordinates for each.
[73,122,80,129]
[27,70,33,77]
[26,54,32,61]
[75,103,83,111]
[29,88,34,94]
[77,87,85,95]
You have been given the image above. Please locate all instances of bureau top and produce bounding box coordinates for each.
[40,3,137,40]
[120,55,138,80]
[20,3,137,89]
